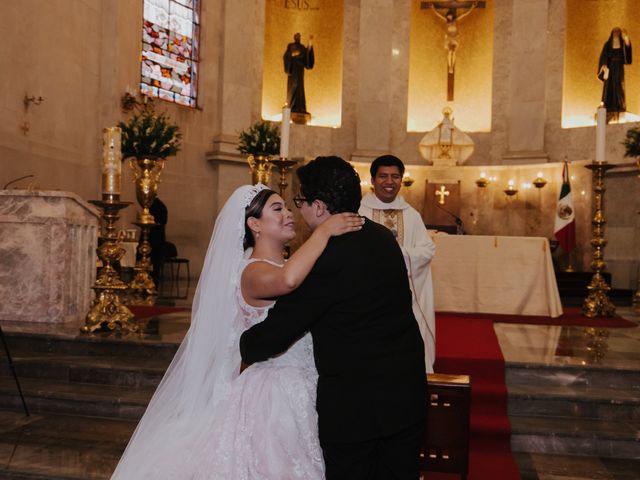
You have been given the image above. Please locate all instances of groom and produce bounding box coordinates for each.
[240,156,427,479]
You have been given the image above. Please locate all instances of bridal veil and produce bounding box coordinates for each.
[111,184,267,479]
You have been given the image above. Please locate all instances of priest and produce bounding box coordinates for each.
[359,155,436,372]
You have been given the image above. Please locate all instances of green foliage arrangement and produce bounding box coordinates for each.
[237,120,281,156]
[623,127,640,158]
[118,100,182,159]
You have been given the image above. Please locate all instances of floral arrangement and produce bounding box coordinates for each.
[623,127,640,159]
[237,120,280,156]
[118,99,182,159]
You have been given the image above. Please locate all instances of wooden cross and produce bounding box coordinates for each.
[421,0,486,101]
[435,185,450,204]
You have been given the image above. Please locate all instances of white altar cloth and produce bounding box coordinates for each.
[431,235,563,318]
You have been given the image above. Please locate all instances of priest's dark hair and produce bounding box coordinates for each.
[370,155,405,178]
[244,188,277,249]
[297,156,361,213]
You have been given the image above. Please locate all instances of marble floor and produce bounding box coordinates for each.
[0,304,638,479]
[495,307,640,480]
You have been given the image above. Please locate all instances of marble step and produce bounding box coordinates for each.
[506,362,640,390]
[513,451,640,480]
[510,414,640,460]
[1,351,169,388]
[508,383,640,421]
[0,409,132,479]
[2,331,179,362]
[0,376,153,420]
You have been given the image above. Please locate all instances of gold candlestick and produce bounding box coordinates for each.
[582,162,616,317]
[248,154,273,186]
[268,157,298,200]
[83,198,137,333]
[128,156,165,295]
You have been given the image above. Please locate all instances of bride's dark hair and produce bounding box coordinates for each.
[244,188,277,249]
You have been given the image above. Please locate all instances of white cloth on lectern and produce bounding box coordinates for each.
[359,193,436,373]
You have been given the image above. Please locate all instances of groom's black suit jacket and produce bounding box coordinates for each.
[240,218,427,443]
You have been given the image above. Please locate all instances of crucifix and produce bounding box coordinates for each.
[435,185,450,204]
[421,0,486,101]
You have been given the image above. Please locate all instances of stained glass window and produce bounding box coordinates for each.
[141,0,200,108]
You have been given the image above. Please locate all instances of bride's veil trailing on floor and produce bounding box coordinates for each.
[111,184,267,479]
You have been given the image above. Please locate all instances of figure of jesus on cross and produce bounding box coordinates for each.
[421,0,485,101]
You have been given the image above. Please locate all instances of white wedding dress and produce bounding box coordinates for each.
[111,185,323,480]
[198,258,324,479]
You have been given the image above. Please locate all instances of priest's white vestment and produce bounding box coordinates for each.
[359,193,436,373]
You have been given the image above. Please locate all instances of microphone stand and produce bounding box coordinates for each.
[3,175,35,190]
[0,324,29,416]
[436,203,465,235]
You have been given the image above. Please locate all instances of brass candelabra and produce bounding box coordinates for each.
[128,157,164,295]
[248,154,273,186]
[582,162,616,317]
[269,157,298,200]
[83,197,137,333]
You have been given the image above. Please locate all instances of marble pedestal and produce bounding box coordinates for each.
[0,190,100,323]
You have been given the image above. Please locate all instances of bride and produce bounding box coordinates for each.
[111,184,363,479]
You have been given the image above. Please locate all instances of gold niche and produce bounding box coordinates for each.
[261,0,344,127]
[562,0,640,128]
[407,0,494,133]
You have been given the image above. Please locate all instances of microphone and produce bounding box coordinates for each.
[435,202,464,235]
[3,175,35,190]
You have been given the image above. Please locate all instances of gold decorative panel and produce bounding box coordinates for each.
[262,0,344,127]
[563,0,640,128]
[407,0,494,133]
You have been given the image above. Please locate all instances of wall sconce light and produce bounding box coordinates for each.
[532,171,547,188]
[23,95,44,109]
[121,92,139,112]
[402,171,415,187]
[360,179,373,193]
[504,179,518,196]
[475,171,489,188]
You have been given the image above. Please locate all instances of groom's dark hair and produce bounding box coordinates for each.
[297,156,361,213]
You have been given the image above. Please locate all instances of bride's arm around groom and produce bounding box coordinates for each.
[241,156,427,480]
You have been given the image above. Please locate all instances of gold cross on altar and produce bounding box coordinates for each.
[435,185,450,204]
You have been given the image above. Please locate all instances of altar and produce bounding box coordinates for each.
[0,190,100,323]
[431,235,563,317]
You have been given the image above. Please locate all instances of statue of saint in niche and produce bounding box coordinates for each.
[283,33,315,124]
[598,27,632,123]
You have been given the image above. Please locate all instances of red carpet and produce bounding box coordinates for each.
[127,305,188,319]
[427,308,637,479]
[437,307,637,328]
[426,314,521,480]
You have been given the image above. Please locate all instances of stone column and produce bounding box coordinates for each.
[502,0,549,165]
[206,0,265,210]
[351,0,394,164]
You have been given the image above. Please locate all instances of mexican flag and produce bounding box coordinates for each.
[554,162,576,253]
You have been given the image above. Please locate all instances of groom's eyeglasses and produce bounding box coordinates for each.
[292,196,308,208]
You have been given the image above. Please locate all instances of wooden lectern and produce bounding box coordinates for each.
[421,373,471,479]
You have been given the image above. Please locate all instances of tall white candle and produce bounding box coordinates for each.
[102,127,122,195]
[280,106,291,159]
[595,105,606,163]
